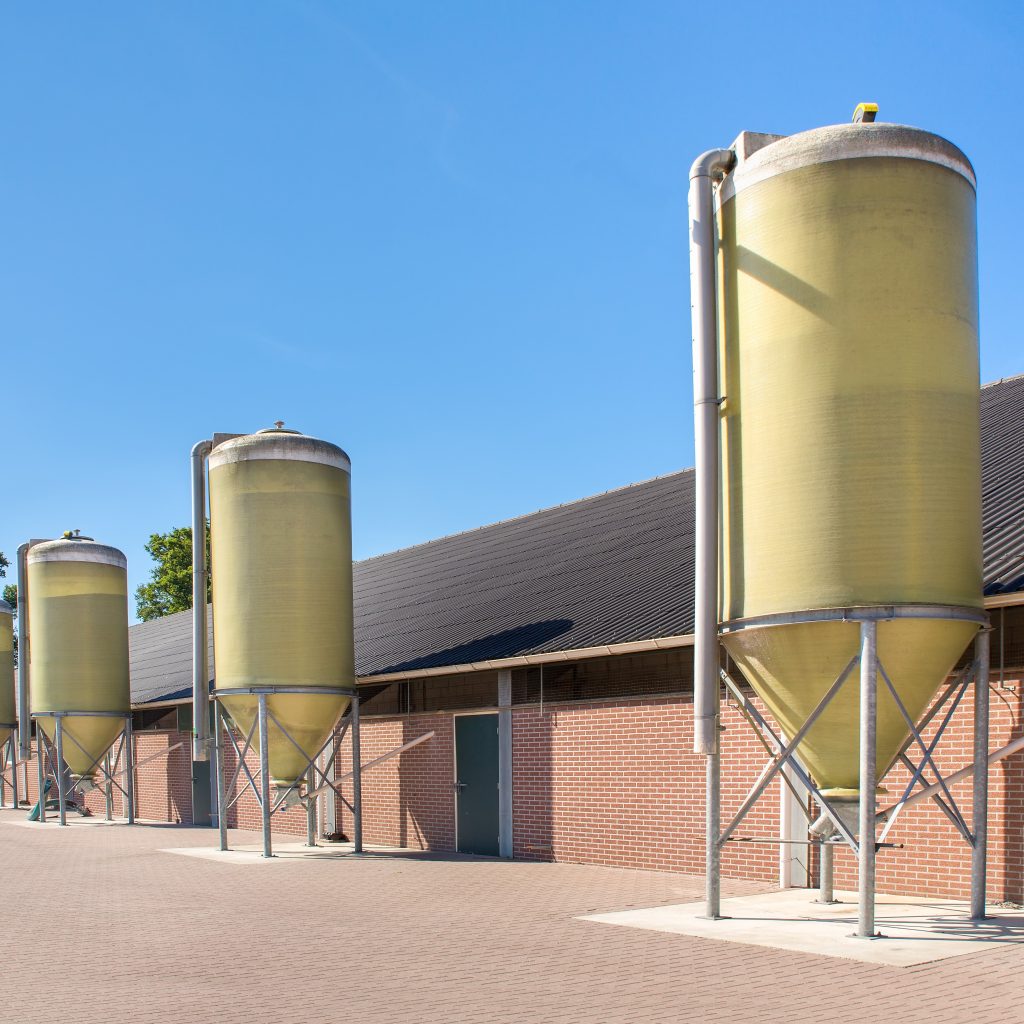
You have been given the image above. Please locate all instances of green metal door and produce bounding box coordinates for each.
[455,714,499,856]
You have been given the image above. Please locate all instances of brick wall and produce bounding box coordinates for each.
[8,670,1022,903]
[510,694,777,881]
[7,728,195,824]
[829,676,1024,901]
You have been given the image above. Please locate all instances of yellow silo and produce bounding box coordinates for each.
[209,427,354,790]
[715,123,983,811]
[0,600,15,749]
[27,535,131,779]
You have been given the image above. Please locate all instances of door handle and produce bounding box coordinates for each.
[453,781,467,792]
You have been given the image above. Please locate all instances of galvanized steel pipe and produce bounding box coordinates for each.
[689,146,734,922]
[16,542,32,759]
[191,440,213,762]
[690,147,734,758]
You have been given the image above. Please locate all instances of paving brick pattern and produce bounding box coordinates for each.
[2,809,1021,1024]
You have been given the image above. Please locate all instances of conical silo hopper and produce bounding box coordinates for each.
[209,427,354,791]
[27,535,131,780]
[0,600,15,749]
[715,122,984,819]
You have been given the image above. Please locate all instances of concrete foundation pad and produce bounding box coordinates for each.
[581,888,1024,966]
[160,841,414,864]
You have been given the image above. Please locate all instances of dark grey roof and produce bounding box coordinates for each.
[981,373,1024,596]
[128,374,1024,705]
[130,606,213,706]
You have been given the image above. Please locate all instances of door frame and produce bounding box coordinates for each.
[452,710,501,855]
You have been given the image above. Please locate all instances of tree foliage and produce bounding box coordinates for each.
[134,525,211,622]
[0,550,13,608]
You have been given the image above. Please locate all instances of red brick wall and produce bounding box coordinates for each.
[511,694,778,881]
[10,729,195,824]
[830,677,1024,901]
[332,714,455,850]
[10,672,1022,903]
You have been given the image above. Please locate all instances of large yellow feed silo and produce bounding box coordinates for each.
[715,122,983,810]
[27,535,131,779]
[0,600,15,749]
[209,427,354,790]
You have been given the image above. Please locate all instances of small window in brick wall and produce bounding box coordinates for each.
[132,707,178,732]
[511,648,693,706]
[953,604,1024,676]
[359,671,500,716]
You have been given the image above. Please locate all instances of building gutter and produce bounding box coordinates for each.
[130,592,1024,710]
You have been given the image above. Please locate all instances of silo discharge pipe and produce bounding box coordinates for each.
[191,440,213,762]
[689,146,735,922]
[689,147,734,758]
[15,540,44,760]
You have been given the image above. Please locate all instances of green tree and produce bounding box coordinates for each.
[134,525,211,621]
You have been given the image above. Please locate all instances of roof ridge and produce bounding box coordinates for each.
[982,371,1024,389]
[355,467,694,566]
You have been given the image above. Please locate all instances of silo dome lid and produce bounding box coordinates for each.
[719,121,976,204]
[27,535,127,569]
[210,426,351,472]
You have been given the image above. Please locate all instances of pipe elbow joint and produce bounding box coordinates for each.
[689,148,735,183]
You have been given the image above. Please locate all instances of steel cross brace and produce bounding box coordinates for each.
[878,666,975,843]
[55,725,132,805]
[264,705,348,814]
[719,668,861,853]
[222,715,262,812]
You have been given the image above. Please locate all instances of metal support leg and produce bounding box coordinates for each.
[818,843,836,904]
[306,772,317,847]
[104,753,113,821]
[351,693,362,854]
[258,695,273,858]
[1,741,6,807]
[216,703,228,851]
[54,718,67,827]
[36,731,47,823]
[124,717,135,825]
[10,736,19,809]
[971,628,991,920]
[857,621,878,938]
[706,739,722,918]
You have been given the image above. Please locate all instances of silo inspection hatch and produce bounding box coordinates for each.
[581,889,1024,967]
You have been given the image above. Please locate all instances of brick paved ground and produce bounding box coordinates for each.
[1,808,1021,1024]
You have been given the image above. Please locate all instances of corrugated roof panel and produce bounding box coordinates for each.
[128,377,1023,704]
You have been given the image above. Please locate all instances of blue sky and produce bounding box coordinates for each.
[2,2,1021,617]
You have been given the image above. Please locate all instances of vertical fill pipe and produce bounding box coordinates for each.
[191,440,213,762]
[689,146,735,920]
[104,752,113,821]
[857,621,878,938]
[16,543,33,759]
[971,627,991,919]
